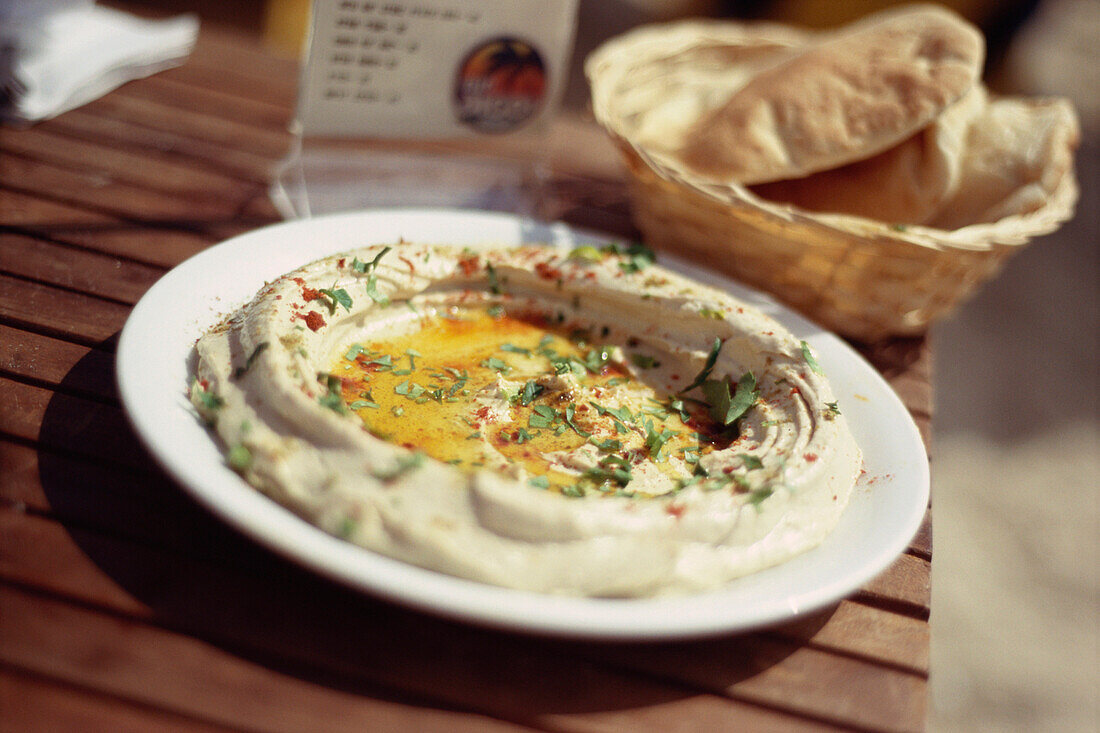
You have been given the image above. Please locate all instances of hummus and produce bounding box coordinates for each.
[190,241,862,596]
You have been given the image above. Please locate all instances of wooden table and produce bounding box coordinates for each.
[0,12,933,732]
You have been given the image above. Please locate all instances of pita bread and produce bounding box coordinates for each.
[928,96,1080,229]
[748,85,987,224]
[675,4,985,184]
[585,19,810,157]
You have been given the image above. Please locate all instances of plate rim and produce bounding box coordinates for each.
[116,206,930,640]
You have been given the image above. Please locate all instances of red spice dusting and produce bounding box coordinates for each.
[399,255,416,273]
[789,386,801,396]
[337,258,346,268]
[666,503,686,518]
[303,311,325,331]
[584,272,597,280]
[670,374,680,381]
[458,256,480,275]
[199,379,209,390]
[301,286,321,302]
[535,261,562,280]
[804,453,819,462]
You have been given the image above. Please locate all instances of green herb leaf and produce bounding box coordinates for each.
[801,341,824,375]
[320,286,353,313]
[190,380,224,412]
[528,476,550,489]
[739,454,764,471]
[233,341,270,379]
[227,444,252,472]
[702,371,758,426]
[564,403,590,437]
[372,451,425,481]
[486,263,503,294]
[680,337,723,394]
[630,353,660,369]
[317,373,347,414]
[481,357,511,373]
[520,380,544,406]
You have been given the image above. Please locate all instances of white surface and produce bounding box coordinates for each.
[116,208,929,640]
[1,4,197,124]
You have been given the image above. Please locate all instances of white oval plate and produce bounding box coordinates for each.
[117,208,929,640]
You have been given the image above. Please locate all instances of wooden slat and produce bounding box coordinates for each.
[110,74,293,132]
[26,225,216,269]
[0,433,933,670]
[772,600,929,675]
[160,52,298,110]
[0,585,546,733]
[0,325,117,401]
[0,581,833,733]
[1,153,235,222]
[0,510,917,731]
[857,554,932,616]
[0,378,145,471]
[0,667,242,733]
[0,187,122,227]
[0,234,163,305]
[0,439,284,576]
[44,110,281,184]
[1,131,269,219]
[77,92,293,160]
[0,275,131,344]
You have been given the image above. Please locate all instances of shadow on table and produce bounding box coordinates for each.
[37,342,831,720]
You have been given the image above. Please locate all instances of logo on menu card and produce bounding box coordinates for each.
[453,37,547,134]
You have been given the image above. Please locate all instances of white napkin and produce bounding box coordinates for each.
[1,2,198,125]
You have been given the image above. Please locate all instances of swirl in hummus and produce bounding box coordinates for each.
[190,241,862,597]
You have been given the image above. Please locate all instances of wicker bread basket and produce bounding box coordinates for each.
[587,18,1080,342]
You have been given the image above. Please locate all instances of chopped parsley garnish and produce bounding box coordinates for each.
[748,486,775,506]
[825,401,841,418]
[227,444,252,472]
[372,451,425,481]
[317,373,347,414]
[702,371,758,426]
[353,246,393,306]
[190,380,224,413]
[528,476,550,489]
[680,337,723,395]
[590,437,622,453]
[801,340,824,375]
[481,357,511,373]
[630,353,660,369]
[739,454,764,471]
[601,241,656,273]
[519,380,544,405]
[486,263,503,294]
[643,419,677,460]
[319,285,353,314]
[564,403,590,437]
[233,341,269,379]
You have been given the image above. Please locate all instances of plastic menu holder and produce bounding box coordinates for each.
[271,0,579,220]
